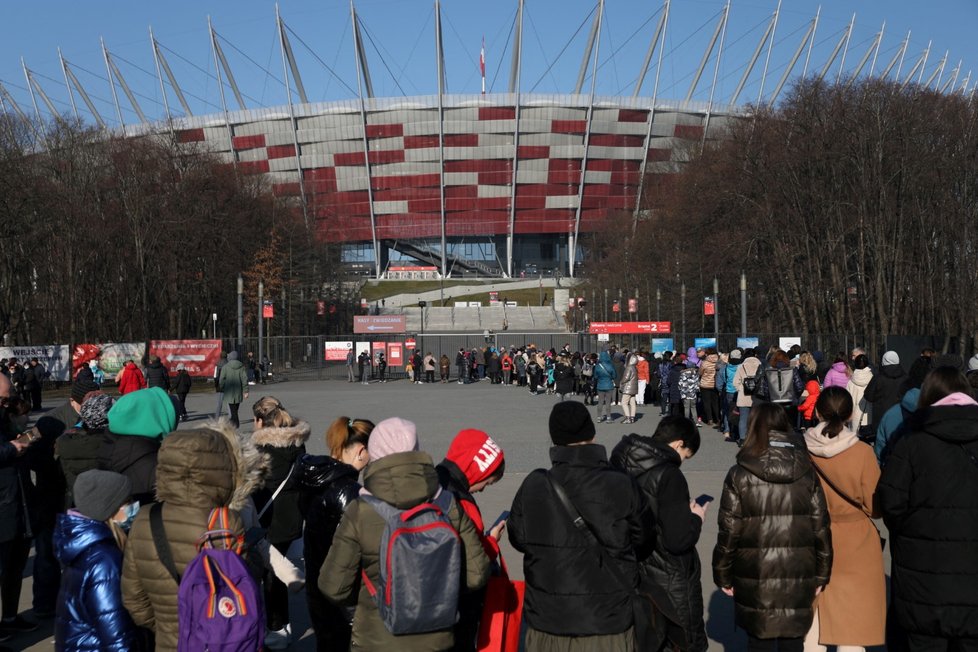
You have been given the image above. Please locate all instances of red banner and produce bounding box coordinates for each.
[354,315,407,333]
[263,301,274,319]
[704,297,715,316]
[387,342,403,367]
[589,321,672,334]
[148,340,222,377]
[324,341,353,362]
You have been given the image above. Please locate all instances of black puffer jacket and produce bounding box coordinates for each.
[863,363,907,428]
[508,444,653,637]
[251,421,311,545]
[98,434,161,506]
[172,371,191,395]
[712,430,832,639]
[879,401,978,638]
[611,435,707,652]
[144,362,170,391]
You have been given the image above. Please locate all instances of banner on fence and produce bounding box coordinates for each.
[82,342,147,379]
[589,321,672,334]
[355,342,371,362]
[387,342,403,367]
[694,338,717,350]
[0,345,71,382]
[148,340,222,377]
[737,337,759,349]
[779,337,802,351]
[324,341,353,362]
[651,338,675,354]
[371,342,387,363]
[354,315,407,334]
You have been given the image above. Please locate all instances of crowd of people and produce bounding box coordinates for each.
[1,342,977,652]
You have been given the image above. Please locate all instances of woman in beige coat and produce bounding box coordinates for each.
[803,386,885,651]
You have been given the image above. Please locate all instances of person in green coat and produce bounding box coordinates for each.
[219,351,249,428]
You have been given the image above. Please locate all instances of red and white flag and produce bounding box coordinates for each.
[480,37,486,94]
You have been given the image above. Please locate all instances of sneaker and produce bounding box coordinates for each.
[696,421,703,428]
[0,631,10,643]
[264,624,292,650]
[0,616,38,633]
[596,416,605,423]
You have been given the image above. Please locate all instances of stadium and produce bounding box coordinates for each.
[2,1,971,281]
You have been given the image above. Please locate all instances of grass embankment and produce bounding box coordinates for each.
[359,280,486,301]
[428,288,550,307]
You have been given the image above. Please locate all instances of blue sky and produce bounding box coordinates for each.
[1,1,975,125]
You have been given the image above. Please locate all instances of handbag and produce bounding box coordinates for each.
[476,554,525,652]
[546,473,665,652]
[811,460,886,550]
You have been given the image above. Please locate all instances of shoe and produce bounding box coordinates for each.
[596,416,605,423]
[0,616,38,633]
[0,631,10,643]
[264,624,292,650]
[696,422,703,427]
[32,609,55,619]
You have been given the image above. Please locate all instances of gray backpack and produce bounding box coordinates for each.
[359,490,462,635]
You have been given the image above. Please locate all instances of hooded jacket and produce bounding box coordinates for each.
[874,388,920,466]
[100,388,176,505]
[250,420,311,544]
[733,357,762,408]
[822,362,850,390]
[846,367,874,431]
[116,361,146,395]
[712,430,832,639]
[699,354,718,389]
[879,395,978,638]
[121,421,263,652]
[593,351,617,392]
[863,363,907,428]
[143,360,170,391]
[219,359,248,404]
[508,444,653,638]
[619,355,639,396]
[54,513,136,652]
[611,435,707,652]
[319,450,490,651]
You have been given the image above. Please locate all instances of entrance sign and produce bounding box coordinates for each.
[589,321,672,334]
[354,315,407,334]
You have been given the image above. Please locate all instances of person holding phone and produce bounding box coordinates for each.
[611,416,709,652]
[712,403,832,652]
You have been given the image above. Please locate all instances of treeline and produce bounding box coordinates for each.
[0,118,348,345]
[584,78,978,346]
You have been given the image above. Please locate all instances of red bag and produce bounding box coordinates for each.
[476,556,525,652]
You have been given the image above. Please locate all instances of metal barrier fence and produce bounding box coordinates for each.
[225,332,970,382]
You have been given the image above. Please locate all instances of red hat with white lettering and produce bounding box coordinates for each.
[444,428,505,488]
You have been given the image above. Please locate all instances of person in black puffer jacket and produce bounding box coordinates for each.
[509,401,653,651]
[611,417,708,652]
[712,402,832,652]
[249,397,311,649]
[143,357,170,392]
[296,416,373,652]
[863,351,907,429]
[879,367,978,649]
[171,366,192,422]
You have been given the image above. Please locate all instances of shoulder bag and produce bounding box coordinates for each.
[810,460,885,550]
[546,473,665,652]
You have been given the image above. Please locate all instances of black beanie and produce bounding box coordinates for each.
[549,401,596,446]
[71,379,100,404]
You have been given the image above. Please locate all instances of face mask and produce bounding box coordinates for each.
[114,501,140,532]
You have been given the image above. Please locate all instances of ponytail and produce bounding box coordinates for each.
[326,416,375,459]
[814,386,853,438]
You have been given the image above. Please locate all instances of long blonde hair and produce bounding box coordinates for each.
[107,519,128,550]
[252,396,295,428]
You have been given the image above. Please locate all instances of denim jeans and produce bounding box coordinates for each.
[738,405,751,441]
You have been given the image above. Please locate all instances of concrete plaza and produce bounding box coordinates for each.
[18,378,889,651]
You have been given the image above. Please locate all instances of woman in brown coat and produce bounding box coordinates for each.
[803,386,885,651]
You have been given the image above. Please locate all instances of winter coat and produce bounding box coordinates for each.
[23,417,67,531]
[714,360,728,392]
[722,362,740,394]
[822,362,850,390]
[878,394,978,639]
[219,359,248,404]
[712,430,833,639]
[508,443,653,638]
[117,362,146,395]
[319,451,490,652]
[24,363,43,391]
[171,370,191,395]
[57,428,106,507]
[121,422,261,652]
[296,453,362,646]
[54,512,137,652]
[593,352,617,392]
[619,355,639,396]
[637,357,650,382]
[733,358,762,408]
[143,361,170,392]
[699,355,718,389]
[804,424,885,646]
[554,361,575,395]
[0,439,29,544]
[874,388,920,466]
[611,435,707,652]
[798,380,821,421]
[863,364,906,429]
[678,367,700,401]
[667,363,687,403]
[98,434,161,507]
[251,420,311,545]
[846,367,874,431]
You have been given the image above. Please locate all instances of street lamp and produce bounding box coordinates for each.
[418,300,426,363]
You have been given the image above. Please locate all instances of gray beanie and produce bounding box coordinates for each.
[74,470,132,522]
[882,351,900,366]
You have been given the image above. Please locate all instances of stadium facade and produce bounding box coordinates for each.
[4,0,969,279]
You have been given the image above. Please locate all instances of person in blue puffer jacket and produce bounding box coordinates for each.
[593,351,618,423]
[54,470,140,652]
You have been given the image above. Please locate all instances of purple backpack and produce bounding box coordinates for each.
[150,505,264,652]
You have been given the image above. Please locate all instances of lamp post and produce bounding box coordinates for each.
[236,275,244,353]
[681,282,686,352]
[656,286,661,322]
[713,277,719,346]
[257,280,264,380]
[418,300,426,359]
[740,272,747,338]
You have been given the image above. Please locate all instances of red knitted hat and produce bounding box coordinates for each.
[445,428,504,487]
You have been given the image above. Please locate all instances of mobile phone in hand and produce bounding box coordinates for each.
[694,494,714,507]
[15,427,41,445]
[488,510,510,532]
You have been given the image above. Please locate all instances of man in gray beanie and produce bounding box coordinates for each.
[508,401,653,650]
[864,351,907,430]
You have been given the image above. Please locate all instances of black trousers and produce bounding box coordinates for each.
[228,403,241,428]
[906,634,978,652]
[30,387,42,411]
[265,540,292,631]
[747,635,803,652]
[0,536,31,619]
[701,388,720,423]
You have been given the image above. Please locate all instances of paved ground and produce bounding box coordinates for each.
[16,378,891,651]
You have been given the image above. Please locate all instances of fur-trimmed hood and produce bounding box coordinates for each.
[251,420,312,449]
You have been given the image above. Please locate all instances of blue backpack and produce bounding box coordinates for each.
[150,505,264,652]
[360,489,462,635]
